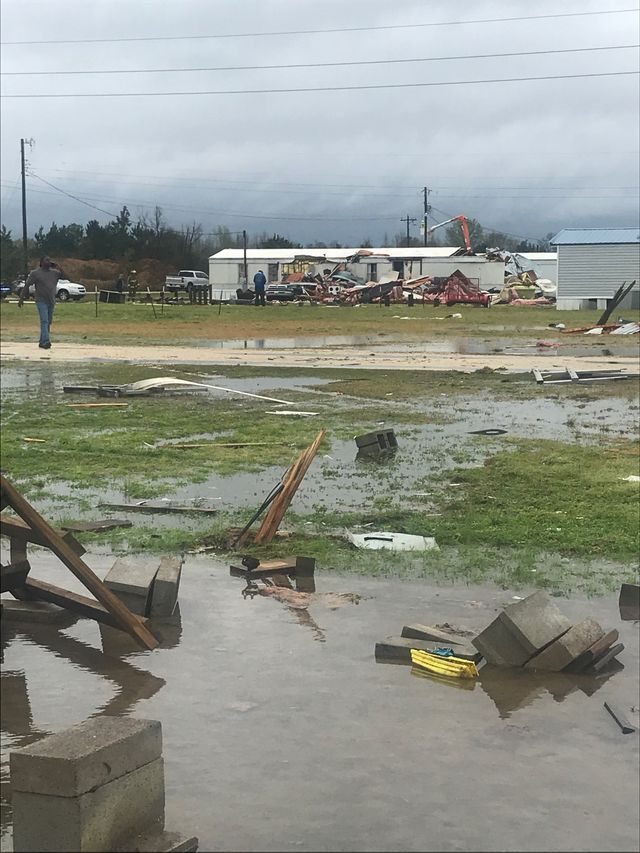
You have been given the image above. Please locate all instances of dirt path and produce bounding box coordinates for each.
[1,339,638,373]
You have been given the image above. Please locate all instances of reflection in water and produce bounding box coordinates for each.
[478,663,623,719]
[0,620,166,840]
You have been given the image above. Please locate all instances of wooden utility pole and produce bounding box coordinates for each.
[400,215,417,247]
[242,229,248,290]
[423,187,431,246]
[20,139,29,285]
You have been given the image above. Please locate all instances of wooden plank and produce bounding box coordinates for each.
[564,629,619,673]
[66,402,129,408]
[98,502,218,515]
[159,441,291,449]
[604,701,636,734]
[1,560,30,593]
[61,519,133,533]
[1,514,86,557]
[230,560,296,579]
[1,476,158,650]
[16,577,151,633]
[255,430,325,545]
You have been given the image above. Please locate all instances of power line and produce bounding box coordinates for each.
[4,70,638,99]
[3,44,637,76]
[28,173,118,217]
[2,8,636,46]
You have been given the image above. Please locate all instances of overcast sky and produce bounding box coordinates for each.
[1,0,638,247]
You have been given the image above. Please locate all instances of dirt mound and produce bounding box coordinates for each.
[51,258,176,291]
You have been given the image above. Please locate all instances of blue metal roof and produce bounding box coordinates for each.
[551,228,640,245]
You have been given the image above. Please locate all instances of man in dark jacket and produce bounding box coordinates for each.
[253,269,267,306]
[18,256,68,349]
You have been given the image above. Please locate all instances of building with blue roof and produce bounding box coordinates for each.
[550,228,639,310]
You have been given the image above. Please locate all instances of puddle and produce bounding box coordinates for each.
[1,554,638,852]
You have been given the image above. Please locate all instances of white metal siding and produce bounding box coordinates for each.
[557,244,640,299]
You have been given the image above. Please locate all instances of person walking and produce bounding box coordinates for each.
[253,269,267,306]
[18,256,67,349]
[127,269,138,301]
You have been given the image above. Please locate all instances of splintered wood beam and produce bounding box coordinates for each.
[254,429,326,545]
[1,560,30,593]
[15,577,152,633]
[1,514,86,557]
[0,476,158,650]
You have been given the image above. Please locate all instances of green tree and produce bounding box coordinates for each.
[0,226,22,280]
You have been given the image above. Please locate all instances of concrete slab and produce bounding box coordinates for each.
[104,559,159,616]
[149,557,183,617]
[375,636,482,664]
[498,591,572,655]
[115,830,199,852]
[525,619,604,672]
[401,624,466,646]
[11,717,162,798]
[12,758,164,852]
[472,616,532,667]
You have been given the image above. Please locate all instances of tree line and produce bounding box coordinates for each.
[0,206,546,282]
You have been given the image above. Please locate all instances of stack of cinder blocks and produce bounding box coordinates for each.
[472,591,623,673]
[10,717,197,852]
[104,556,182,618]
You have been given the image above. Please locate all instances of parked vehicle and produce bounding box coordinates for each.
[265,283,307,302]
[0,280,16,300]
[18,279,87,302]
[165,270,209,293]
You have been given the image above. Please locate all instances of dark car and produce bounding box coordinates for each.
[265,284,306,302]
[0,280,16,300]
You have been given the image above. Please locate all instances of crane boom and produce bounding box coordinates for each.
[428,214,472,252]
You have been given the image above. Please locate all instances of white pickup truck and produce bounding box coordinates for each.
[165,270,209,293]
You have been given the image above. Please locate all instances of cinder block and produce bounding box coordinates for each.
[498,591,572,655]
[149,557,183,617]
[525,619,604,671]
[472,616,532,667]
[11,716,162,798]
[12,758,164,853]
[104,559,159,616]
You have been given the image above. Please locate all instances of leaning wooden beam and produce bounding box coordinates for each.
[254,429,326,545]
[1,514,86,557]
[0,476,158,650]
[14,577,152,633]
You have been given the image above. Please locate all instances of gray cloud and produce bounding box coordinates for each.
[1,0,638,246]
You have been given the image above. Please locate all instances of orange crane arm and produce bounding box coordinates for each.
[428,214,472,252]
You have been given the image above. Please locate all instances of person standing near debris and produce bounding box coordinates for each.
[18,256,68,349]
[127,269,138,301]
[253,269,266,307]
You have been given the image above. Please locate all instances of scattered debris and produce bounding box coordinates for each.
[21,437,46,443]
[265,410,319,417]
[618,583,640,621]
[98,502,218,515]
[603,702,636,734]
[533,367,637,385]
[61,519,133,533]
[468,428,507,436]
[410,648,479,679]
[354,429,398,457]
[610,322,640,335]
[472,591,623,672]
[64,377,294,405]
[254,429,326,545]
[347,531,439,551]
[596,279,637,326]
[620,475,640,483]
[66,402,129,408]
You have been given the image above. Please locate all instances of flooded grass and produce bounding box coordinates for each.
[1,361,638,594]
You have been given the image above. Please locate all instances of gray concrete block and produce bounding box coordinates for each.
[401,624,465,646]
[498,591,572,655]
[472,616,532,667]
[149,557,183,617]
[525,619,604,671]
[104,558,159,615]
[11,717,162,798]
[375,636,482,664]
[12,758,164,852]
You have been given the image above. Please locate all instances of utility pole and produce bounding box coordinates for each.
[400,215,417,247]
[422,187,431,246]
[20,139,29,286]
[242,229,248,290]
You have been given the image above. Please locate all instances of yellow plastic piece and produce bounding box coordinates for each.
[410,649,479,679]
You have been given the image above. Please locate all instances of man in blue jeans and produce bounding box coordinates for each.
[18,256,67,349]
[253,269,267,306]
